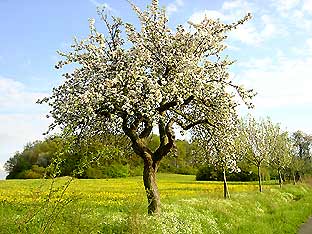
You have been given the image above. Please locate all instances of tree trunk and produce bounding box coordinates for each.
[257,165,262,192]
[223,168,230,199]
[278,169,283,188]
[143,158,160,215]
[293,172,296,185]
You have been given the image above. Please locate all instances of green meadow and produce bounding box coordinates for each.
[1,174,311,233]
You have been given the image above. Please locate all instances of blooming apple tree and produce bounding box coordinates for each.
[38,0,254,214]
[240,116,279,192]
[269,132,292,187]
[191,109,241,198]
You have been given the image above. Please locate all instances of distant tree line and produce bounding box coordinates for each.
[4,133,199,179]
[195,117,312,193]
[4,118,312,184]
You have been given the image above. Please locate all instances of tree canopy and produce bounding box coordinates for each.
[38,0,254,214]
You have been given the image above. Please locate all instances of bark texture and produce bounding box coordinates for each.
[121,110,176,214]
[119,95,207,214]
[223,168,230,199]
[257,165,262,192]
[293,173,296,185]
[143,157,160,214]
[278,169,283,188]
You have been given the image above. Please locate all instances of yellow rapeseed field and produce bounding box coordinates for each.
[0,174,260,206]
[1,174,310,234]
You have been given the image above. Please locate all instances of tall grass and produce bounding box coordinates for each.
[0,174,311,233]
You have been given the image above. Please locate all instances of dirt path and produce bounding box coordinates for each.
[298,217,312,234]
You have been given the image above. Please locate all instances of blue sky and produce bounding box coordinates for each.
[1,0,312,177]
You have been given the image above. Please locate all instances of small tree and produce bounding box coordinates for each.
[288,154,305,184]
[292,131,312,159]
[38,1,253,214]
[240,116,279,192]
[269,132,292,187]
[193,112,239,199]
[288,131,312,183]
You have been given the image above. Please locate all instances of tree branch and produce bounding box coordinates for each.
[121,113,138,142]
[157,95,194,113]
[158,112,167,148]
[130,113,143,131]
[157,101,177,113]
[154,118,175,162]
[139,117,153,139]
[121,113,152,158]
[183,95,194,105]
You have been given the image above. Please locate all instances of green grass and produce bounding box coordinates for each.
[0,174,311,233]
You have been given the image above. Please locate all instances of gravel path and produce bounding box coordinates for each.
[298,217,312,234]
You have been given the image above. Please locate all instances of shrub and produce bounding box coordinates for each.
[174,166,198,175]
[101,163,130,178]
[23,165,46,179]
[129,166,143,176]
[196,164,257,181]
[85,167,104,179]
[196,164,221,181]
[227,170,257,181]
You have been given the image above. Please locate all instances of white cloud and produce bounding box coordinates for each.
[222,0,254,19]
[188,1,280,46]
[291,9,312,31]
[231,14,281,46]
[226,43,241,51]
[235,53,312,134]
[307,38,312,50]
[293,9,305,18]
[0,114,51,166]
[260,15,276,38]
[188,0,252,24]
[188,10,227,23]
[88,0,114,12]
[238,57,274,70]
[237,56,312,109]
[0,162,6,180]
[222,0,243,10]
[272,0,300,15]
[303,0,312,13]
[167,0,184,15]
[288,37,312,57]
[167,4,178,14]
[0,77,47,113]
[176,0,183,5]
[188,4,252,47]
[0,76,52,166]
[230,22,262,46]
